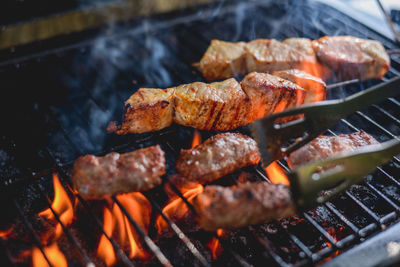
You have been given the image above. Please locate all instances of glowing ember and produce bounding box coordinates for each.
[265,162,290,185]
[32,243,67,267]
[206,229,224,260]
[97,192,151,265]
[156,183,203,234]
[191,130,202,148]
[38,173,74,239]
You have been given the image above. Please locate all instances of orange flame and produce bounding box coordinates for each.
[296,62,327,104]
[97,207,117,267]
[97,193,151,266]
[0,228,13,239]
[191,130,202,148]
[265,162,290,185]
[38,173,74,239]
[206,229,224,260]
[32,243,67,267]
[156,183,203,234]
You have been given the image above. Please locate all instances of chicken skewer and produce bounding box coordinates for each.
[198,36,391,81]
[192,132,379,231]
[109,71,327,134]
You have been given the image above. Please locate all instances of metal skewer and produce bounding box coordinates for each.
[376,0,400,43]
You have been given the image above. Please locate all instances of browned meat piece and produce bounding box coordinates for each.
[112,72,306,134]
[273,69,326,104]
[241,72,306,116]
[192,182,295,231]
[283,38,317,61]
[73,145,165,199]
[246,39,317,74]
[313,36,390,81]
[287,131,379,169]
[115,88,174,134]
[173,78,250,131]
[199,40,247,81]
[176,133,261,184]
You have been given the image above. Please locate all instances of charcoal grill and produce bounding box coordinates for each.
[1,0,400,266]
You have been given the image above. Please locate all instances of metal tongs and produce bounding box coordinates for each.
[250,76,400,210]
[289,138,400,211]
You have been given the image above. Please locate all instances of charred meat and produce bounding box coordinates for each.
[193,182,295,231]
[199,36,390,81]
[176,133,261,184]
[112,72,306,134]
[287,131,379,169]
[73,145,165,199]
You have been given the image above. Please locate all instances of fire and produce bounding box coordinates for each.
[191,130,202,148]
[206,229,224,260]
[38,173,74,239]
[0,228,13,239]
[97,192,151,266]
[32,243,67,267]
[156,183,203,234]
[296,62,328,104]
[265,162,290,185]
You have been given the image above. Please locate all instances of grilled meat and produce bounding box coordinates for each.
[73,145,165,199]
[287,131,379,169]
[241,72,306,115]
[193,182,295,231]
[273,69,326,104]
[198,36,390,81]
[113,72,306,134]
[313,36,390,81]
[199,40,247,81]
[245,39,318,76]
[173,78,250,131]
[176,133,261,184]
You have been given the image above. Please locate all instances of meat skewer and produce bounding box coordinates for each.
[110,72,308,134]
[199,36,390,82]
[175,133,261,184]
[73,145,165,199]
[193,131,379,231]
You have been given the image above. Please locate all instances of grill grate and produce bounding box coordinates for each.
[1,0,400,266]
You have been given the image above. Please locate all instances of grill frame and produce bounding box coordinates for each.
[1,0,400,266]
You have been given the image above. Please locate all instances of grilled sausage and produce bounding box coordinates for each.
[198,36,390,81]
[112,72,306,134]
[287,131,379,169]
[176,133,261,184]
[73,145,165,199]
[192,182,295,231]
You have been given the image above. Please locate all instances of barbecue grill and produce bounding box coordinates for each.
[1,0,400,266]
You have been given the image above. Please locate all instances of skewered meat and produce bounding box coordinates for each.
[73,145,165,199]
[312,36,390,81]
[192,182,295,231]
[176,133,261,184]
[112,72,306,134]
[199,36,390,81]
[273,69,326,104]
[287,131,379,169]
[199,40,247,81]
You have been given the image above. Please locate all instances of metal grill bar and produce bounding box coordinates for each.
[13,199,54,267]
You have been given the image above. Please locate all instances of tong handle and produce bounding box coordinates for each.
[289,138,400,212]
